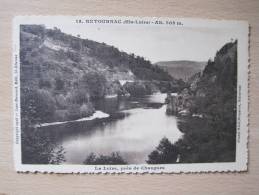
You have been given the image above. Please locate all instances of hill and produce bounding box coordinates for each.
[155,60,206,81]
[20,25,185,124]
[164,41,237,163]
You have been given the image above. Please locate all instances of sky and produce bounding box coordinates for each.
[45,23,237,63]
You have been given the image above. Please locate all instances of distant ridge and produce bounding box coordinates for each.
[155,60,207,81]
[20,25,186,124]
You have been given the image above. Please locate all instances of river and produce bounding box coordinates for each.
[38,93,183,164]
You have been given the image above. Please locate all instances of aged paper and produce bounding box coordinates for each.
[13,16,248,173]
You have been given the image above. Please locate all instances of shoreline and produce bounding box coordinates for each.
[35,110,110,128]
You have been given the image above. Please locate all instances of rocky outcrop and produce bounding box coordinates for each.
[166,94,178,115]
[166,40,237,117]
[170,41,238,163]
[166,89,192,116]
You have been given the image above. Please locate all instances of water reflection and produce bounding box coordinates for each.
[39,93,183,164]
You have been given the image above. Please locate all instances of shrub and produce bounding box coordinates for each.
[67,104,81,120]
[21,88,56,123]
[54,109,69,121]
[22,128,65,164]
[123,81,157,97]
[39,78,52,89]
[83,152,127,165]
[66,89,90,105]
[55,94,67,109]
[146,137,178,164]
[80,72,107,99]
[55,77,65,90]
[123,82,147,96]
[80,103,94,117]
[67,51,81,63]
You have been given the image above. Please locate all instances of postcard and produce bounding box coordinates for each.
[13,16,248,173]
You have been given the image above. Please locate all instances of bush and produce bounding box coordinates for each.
[66,89,90,105]
[22,128,65,164]
[123,81,153,97]
[55,94,67,109]
[39,78,52,89]
[67,51,81,62]
[55,77,65,90]
[83,152,127,165]
[21,25,46,37]
[80,72,107,99]
[54,109,69,121]
[80,103,94,117]
[146,137,178,164]
[66,104,81,120]
[21,88,56,123]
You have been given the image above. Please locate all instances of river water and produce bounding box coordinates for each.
[39,93,183,164]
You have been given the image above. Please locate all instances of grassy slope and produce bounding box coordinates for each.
[20,25,182,124]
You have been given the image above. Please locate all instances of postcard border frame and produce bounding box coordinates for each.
[12,16,249,173]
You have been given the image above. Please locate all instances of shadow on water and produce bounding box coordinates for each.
[94,95,165,114]
[38,93,183,164]
[39,112,130,141]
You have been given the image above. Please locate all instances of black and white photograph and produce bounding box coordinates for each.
[13,16,248,173]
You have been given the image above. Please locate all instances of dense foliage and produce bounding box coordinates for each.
[22,127,65,164]
[84,152,127,165]
[20,25,186,164]
[146,137,178,164]
[20,88,65,164]
[178,41,237,162]
[148,41,237,163]
[20,24,184,124]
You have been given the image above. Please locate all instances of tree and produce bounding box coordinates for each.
[80,103,94,117]
[55,77,65,90]
[146,137,178,164]
[21,88,56,124]
[22,128,65,164]
[83,152,127,165]
[80,72,107,99]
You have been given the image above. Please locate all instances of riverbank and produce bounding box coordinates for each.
[35,110,110,128]
[36,93,183,164]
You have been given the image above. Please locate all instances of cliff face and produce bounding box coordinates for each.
[164,41,238,163]
[166,41,237,117]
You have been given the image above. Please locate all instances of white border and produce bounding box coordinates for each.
[13,16,249,173]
